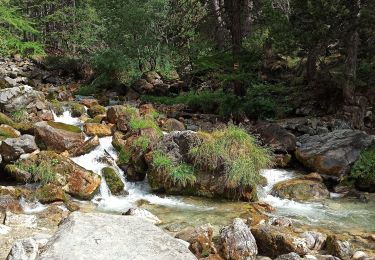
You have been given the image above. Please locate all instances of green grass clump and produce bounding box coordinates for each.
[169,164,196,187]
[129,117,162,136]
[11,109,28,122]
[351,147,375,185]
[47,121,82,133]
[191,126,272,188]
[152,151,196,187]
[16,161,57,185]
[133,136,151,151]
[118,147,132,165]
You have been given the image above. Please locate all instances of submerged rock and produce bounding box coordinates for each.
[34,121,85,152]
[295,130,375,178]
[220,218,258,260]
[271,178,329,201]
[38,212,197,260]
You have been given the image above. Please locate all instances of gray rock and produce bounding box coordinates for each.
[0,85,45,113]
[220,218,258,260]
[301,231,327,251]
[295,130,375,178]
[6,238,38,260]
[275,253,302,260]
[4,212,37,228]
[255,122,296,152]
[123,208,162,224]
[39,212,197,260]
[0,135,38,162]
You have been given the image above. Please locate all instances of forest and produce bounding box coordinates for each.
[0,1,375,260]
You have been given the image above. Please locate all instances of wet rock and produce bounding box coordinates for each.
[325,235,352,260]
[69,135,100,157]
[176,224,215,258]
[34,121,85,152]
[39,212,196,260]
[271,178,329,201]
[0,135,38,162]
[220,218,258,260]
[251,224,309,258]
[162,118,186,132]
[101,167,125,195]
[123,208,161,224]
[301,231,326,251]
[87,105,106,118]
[255,122,297,153]
[295,130,375,178]
[6,238,38,260]
[275,252,302,260]
[83,123,113,137]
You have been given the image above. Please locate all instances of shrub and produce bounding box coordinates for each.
[191,126,272,188]
[351,147,375,185]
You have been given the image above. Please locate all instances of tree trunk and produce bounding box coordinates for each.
[208,0,226,50]
[306,48,318,83]
[343,30,359,105]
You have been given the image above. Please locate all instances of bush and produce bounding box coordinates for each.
[351,147,375,185]
[191,126,272,188]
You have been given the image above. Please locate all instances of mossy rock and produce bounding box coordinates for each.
[85,115,105,124]
[0,112,15,126]
[87,105,106,118]
[69,102,86,117]
[0,124,19,139]
[47,121,82,133]
[271,178,329,201]
[36,184,67,204]
[0,186,34,200]
[102,167,125,195]
[50,100,64,115]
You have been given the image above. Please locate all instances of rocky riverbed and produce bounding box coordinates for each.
[0,57,375,259]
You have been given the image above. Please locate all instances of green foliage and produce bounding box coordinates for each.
[74,85,98,96]
[11,108,28,122]
[129,117,162,136]
[152,151,196,187]
[118,147,132,165]
[133,136,151,152]
[351,147,375,185]
[191,126,272,188]
[16,161,56,185]
[0,0,44,56]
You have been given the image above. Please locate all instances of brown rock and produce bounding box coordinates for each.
[79,99,99,108]
[70,136,100,157]
[0,195,23,213]
[83,123,113,137]
[162,118,186,132]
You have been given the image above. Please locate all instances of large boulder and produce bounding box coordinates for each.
[220,218,258,260]
[251,224,310,258]
[295,130,375,178]
[34,121,85,152]
[255,122,296,153]
[7,151,101,199]
[38,212,197,260]
[271,177,329,201]
[0,85,45,113]
[0,135,38,162]
[106,105,139,132]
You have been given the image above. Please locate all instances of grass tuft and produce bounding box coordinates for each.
[16,161,57,185]
[129,117,162,136]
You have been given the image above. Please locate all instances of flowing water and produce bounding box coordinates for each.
[48,110,375,234]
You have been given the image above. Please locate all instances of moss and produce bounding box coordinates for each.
[0,125,19,139]
[0,112,15,126]
[69,102,86,117]
[102,167,124,195]
[118,147,132,165]
[87,105,106,118]
[85,115,104,124]
[50,99,64,115]
[15,160,57,185]
[191,126,272,188]
[351,146,375,187]
[47,121,82,133]
[36,184,67,204]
